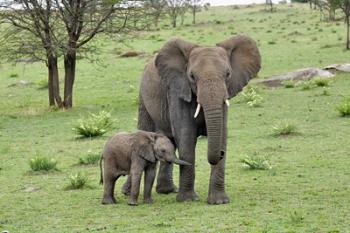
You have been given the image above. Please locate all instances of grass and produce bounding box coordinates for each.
[240,154,272,170]
[272,122,298,136]
[282,80,295,88]
[72,110,112,138]
[29,157,57,172]
[67,172,89,190]
[79,150,101,165]
[337,97,350,117]
[1,3,350,233]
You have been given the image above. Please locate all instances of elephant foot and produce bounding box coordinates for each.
[143,197,154,204]
[101,196,116,205]
[122,182,131,196]
[176,191,199,202]
[127,198,138,206]
[156,183,178,194]
[207,191,230,205]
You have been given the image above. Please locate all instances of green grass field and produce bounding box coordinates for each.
[1,3,350,232]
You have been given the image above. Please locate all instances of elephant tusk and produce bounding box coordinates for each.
[225,99,230,107]
[194,103,201,118]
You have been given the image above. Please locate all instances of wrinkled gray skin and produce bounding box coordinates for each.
[100,130,191,205]
[123,35,261,204]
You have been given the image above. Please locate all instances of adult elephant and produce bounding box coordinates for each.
[123,35,261,204]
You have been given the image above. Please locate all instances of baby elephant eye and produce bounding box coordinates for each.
[226,71,231,78]
[161,149,166,153]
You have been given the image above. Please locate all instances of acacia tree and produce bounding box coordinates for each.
[266,0,273,12]
[337,0,350,49]
[166,0,188,27]
[144,0,167,28]
[188,0,201,24]
[0,0,130,108]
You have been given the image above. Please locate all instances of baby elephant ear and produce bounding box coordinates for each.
[136,142,156,163]
[217,35,261,98]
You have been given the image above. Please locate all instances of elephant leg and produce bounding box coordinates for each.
[143,164,156,203]
[102,172,118,205]
[176,131,198,202]
[207,157,229,204]
[156,162,178,194]
[121,176,131,196]
[207,108,229,205]
[128,167,143,206]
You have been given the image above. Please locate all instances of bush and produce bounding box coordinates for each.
[73,110,112,138]
[297,80,313,90]
[241,86,263,107]
[68,172,88,189]
[313,77,330,87]
[272,122,297,136]
[282,80,295,88]
[9,73,18,78]
[36,78,48,90]
[337,98,350,117]
[79,150,100,165]
[240,154,272,170]
[29,157,57,171]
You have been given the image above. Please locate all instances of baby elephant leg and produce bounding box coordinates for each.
[102,172,119,204]
[122,176,131,196]
[143,164,156,204]
[128,166,143,206]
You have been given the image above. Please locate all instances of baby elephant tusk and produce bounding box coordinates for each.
[225,99,230,107]
[194,103,201,118]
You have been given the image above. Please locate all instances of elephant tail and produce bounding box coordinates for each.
[99,155,103,185]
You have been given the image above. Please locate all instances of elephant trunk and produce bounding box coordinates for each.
[203,106,224,165]
[168,156,192,166]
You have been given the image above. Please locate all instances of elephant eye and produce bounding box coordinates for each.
[189,72,196,82]
[226,71,231,78]
[161,149,166,153]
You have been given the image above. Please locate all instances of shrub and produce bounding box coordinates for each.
[337,98,350,117]
[297,80,313,90]
[272,122,297,136]
[240,154,272,170]
[73,110,112,138]
[79,150,100,165]
[68,172,88,189]
[241,86,263,107]
[282,80,295,88]
[313,77,330,87]
[36,78,48,90]
[9,73,18,78]
[29,157,57,171]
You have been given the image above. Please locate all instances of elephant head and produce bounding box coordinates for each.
[155,35,261,165]
[153,134,192,166]
[133,131,191,166]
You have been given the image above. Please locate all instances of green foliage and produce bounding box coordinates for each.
[36,78,48,90]
[337,97,350,117]
[72,110,112,138]
[67,172,88,189]
[241,86,263,107]
[272,121,297,136]
[313,77,330,87]
[282,80,295,88]
[79,150,100,165]
[297,80,314,90]
[9,73,18,78]
[29,157,57,171]
[240,154,272,170]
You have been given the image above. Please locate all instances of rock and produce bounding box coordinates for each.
[324,63,350,72]
[120,50,145,58]
[23,186,41,193]
[7,80,33,88]
[257,68,334,87]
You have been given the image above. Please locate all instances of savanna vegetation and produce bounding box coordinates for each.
[0,3,349,232]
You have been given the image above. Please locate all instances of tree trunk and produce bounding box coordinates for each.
[192,7,196,24]
[47,54,63,107]
[347,15,350,50]
[172,15,177,28]
[63,50,76,108]
[309,0,312,9]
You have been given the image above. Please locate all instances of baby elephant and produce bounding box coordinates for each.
[100,130,190,205]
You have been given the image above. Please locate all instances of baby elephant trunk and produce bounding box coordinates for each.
[169,157,191,166]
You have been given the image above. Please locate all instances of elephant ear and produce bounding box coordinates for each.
[155,38,198,102]
[217,35,261,99]
[132,132,156,163]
